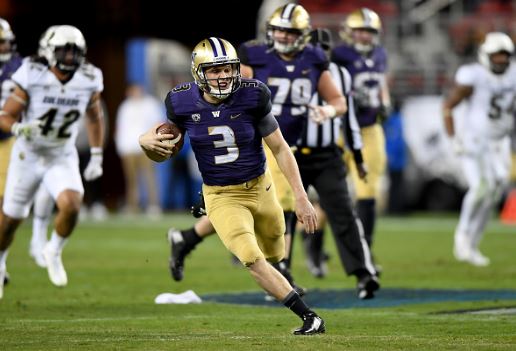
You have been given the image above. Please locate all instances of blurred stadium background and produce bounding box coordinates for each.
[2,0,515,214]
[2,1,516,349]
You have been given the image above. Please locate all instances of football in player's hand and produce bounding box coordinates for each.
[156,122,184,154]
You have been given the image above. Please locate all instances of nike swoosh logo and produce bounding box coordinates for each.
[266,184,272,191]
[301,69,311,75]
[230,113,242,119]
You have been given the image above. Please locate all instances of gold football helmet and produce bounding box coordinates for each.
[191,37,241,100]
[0,17,15,63]
[266,3,311,54]
[340,8,382,53]
[39,25,87,72]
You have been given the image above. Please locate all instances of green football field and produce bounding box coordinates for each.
[1,212,515,350]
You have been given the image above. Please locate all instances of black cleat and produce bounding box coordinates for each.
[3,272,9,286]
[357,274,380,300]
[293,313,325,335]
[167,228,188,281]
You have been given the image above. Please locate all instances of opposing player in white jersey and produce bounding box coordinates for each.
[0,25,105,298]
[28,26,70,269]
[443,32,516,267]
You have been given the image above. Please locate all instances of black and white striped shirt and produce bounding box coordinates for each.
[299,62,363,163]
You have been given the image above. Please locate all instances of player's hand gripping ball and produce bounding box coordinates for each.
[156,122,184,156]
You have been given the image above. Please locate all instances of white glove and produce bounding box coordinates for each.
[83,148,103,181]
[11,120,41,141]
[308,104,337,124]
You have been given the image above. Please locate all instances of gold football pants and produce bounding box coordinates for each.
[263,143,295,211]
[345,123,386,199]
[0,137,15,197]
[203,170,286,266]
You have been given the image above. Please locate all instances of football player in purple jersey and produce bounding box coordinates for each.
[0,18,22,288]
[163,4,379,300]
[331,8,392,271]
[0,18,22,210]
[239,4,379,299]
[139,37,325,335]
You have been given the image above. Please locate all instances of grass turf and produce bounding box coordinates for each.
[1,213,515,350]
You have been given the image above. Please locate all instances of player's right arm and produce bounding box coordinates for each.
[442,66,474,137]
[139,90,179,160]
[0,85,34,136]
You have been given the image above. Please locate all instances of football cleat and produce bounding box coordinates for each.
[30,243,48,268]
[167,228,188,281]
[3,271,9,286]
[42,244,68,287]
[465,249,490,267]
[357,274,380,300]
[293,313,325,335]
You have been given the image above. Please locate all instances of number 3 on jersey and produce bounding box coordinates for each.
[209,126,239,164]
[38,108,81,138]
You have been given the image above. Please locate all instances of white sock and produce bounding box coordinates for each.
[31,217,50,248]
[0,250,8,268]
[47,231,68,253]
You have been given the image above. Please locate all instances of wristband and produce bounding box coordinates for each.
[90,147,103,155]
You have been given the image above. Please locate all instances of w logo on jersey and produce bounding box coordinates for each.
[212,111,221,118]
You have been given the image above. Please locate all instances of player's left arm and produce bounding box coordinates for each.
[85,92,105,148]
[378,73,392,121]
[263,128,317,234]
[83,92,106,181]
[310,71,347,123]
[442,84,473,137]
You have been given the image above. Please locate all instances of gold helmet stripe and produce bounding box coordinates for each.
[208,37,227,58]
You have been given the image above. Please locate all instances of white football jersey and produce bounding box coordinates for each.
[12,58,103,151]
[455,61,516,140]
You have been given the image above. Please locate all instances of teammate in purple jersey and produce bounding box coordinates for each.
[0,18,22,288]
[239,4,378,299]
[238,37,329,146]
[139,37,325,335]
[331,8,391,270]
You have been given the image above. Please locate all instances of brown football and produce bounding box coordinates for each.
[156,122,184,154]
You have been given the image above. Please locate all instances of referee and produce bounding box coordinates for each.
[295,29,379,299]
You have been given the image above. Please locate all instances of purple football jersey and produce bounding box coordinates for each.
[165,79,272,186]
[331,44,388,127]
[239,41,329,146]
[0,53,23,140]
